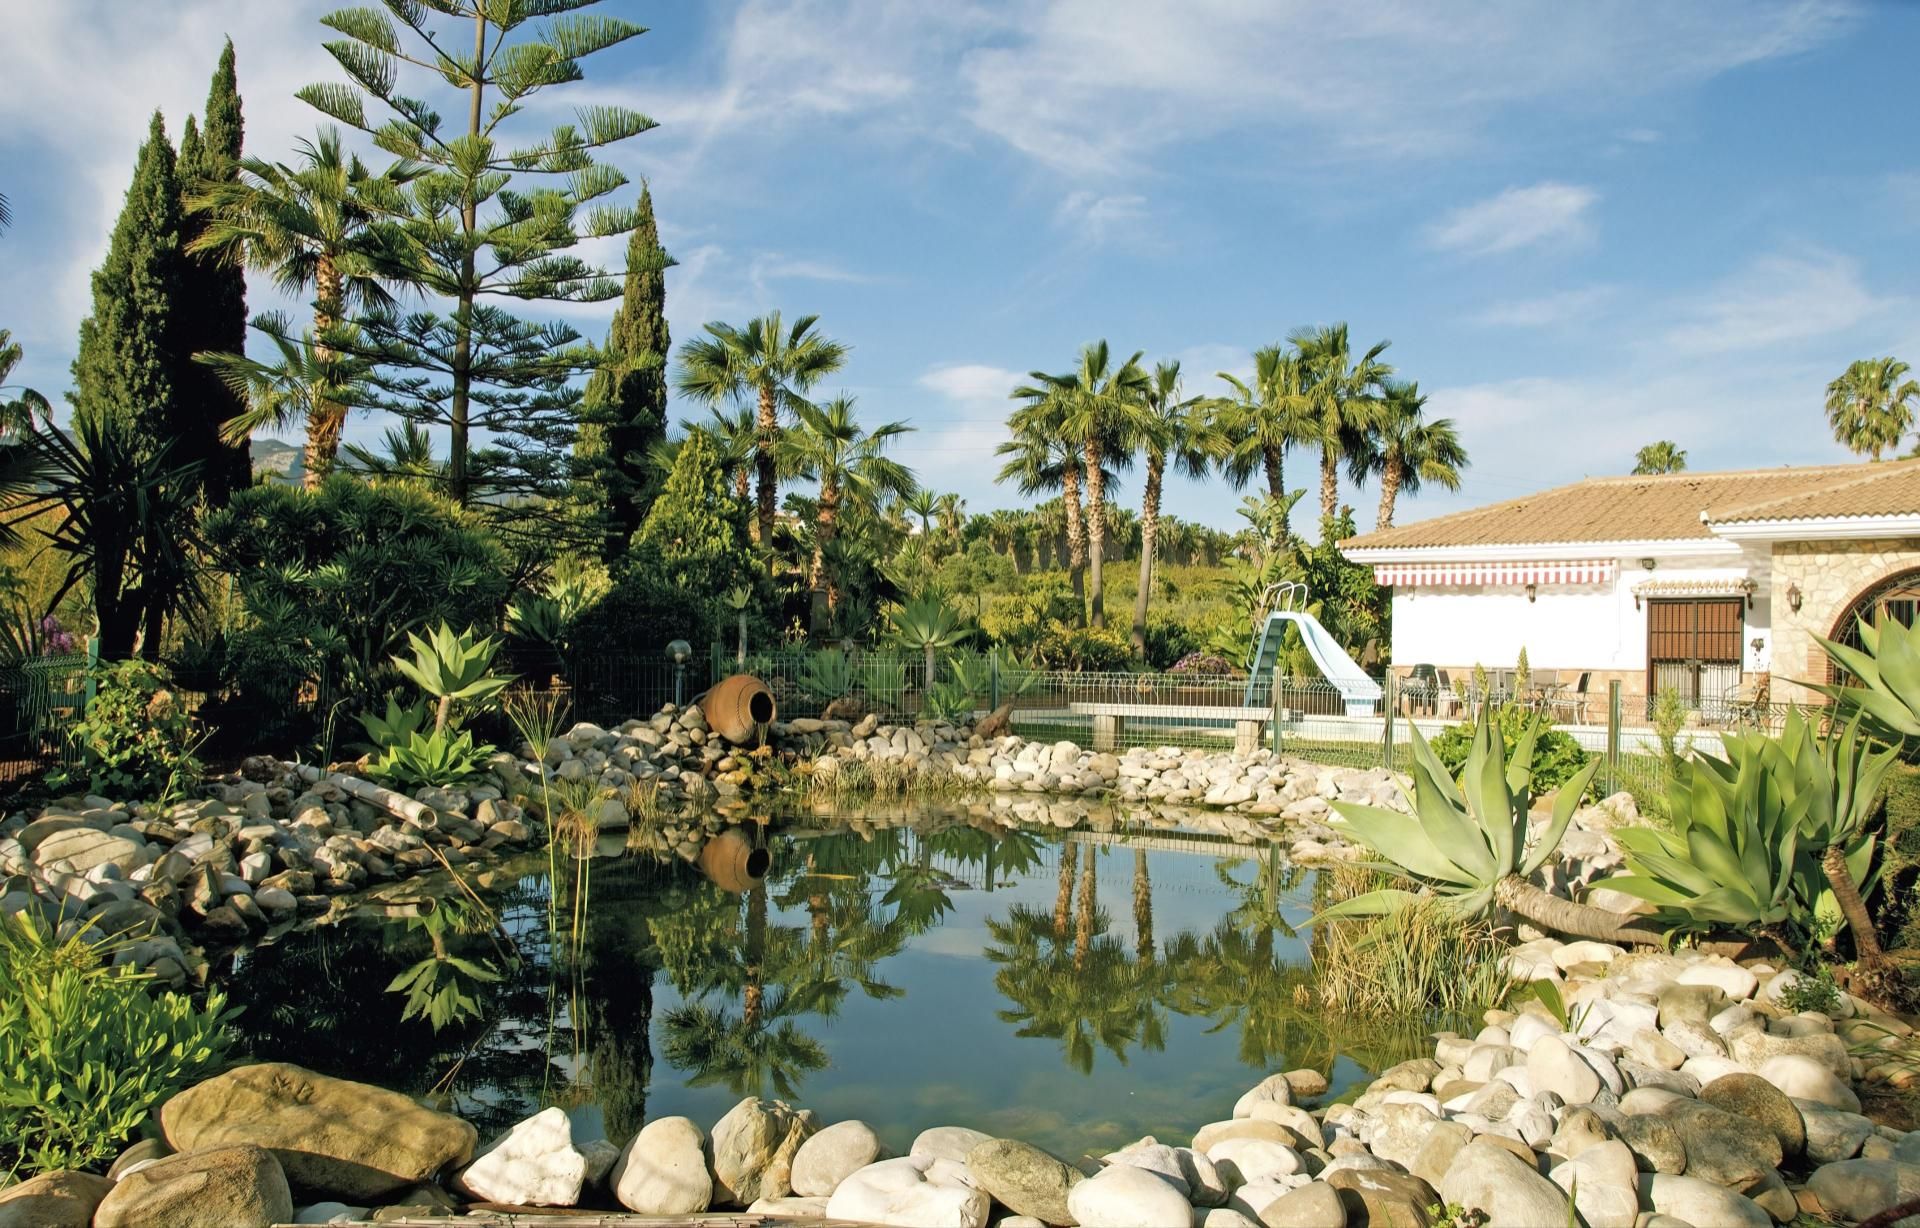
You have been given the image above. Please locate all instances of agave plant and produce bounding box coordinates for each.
[393,622,515,734]
[1603,711,1894,961]
[888,593,968,693]
[726,586,753,665]
[1811,617,1920,741]
[1310,708,1658,945]
[355,694,430,751]
[366,727,493,789]
[796,648,855,704]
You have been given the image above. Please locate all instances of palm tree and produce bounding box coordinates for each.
[1213,345,1320,541]
[1037,342,1149,629]
[188,127,418,484]
[196,310,371,456]
[1826,358,1919,461]
[675,313,848,548]
[900,488,940,538]
[0,330,51,436]
[1292,324,1393,522]
[779,395,915,602]
[934,492,966,551]
[1632,440,1688,475]
[1352,380,1467,530]
[997,408,1089,617]
[1130,361,1218,654]
[681,405,759,502]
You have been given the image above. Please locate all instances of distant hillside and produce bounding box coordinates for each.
[250,438,302,484]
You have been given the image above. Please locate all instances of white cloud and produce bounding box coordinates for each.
[918,362,1026,407]
[1663,250,1895,353]
[1471,285,1618,328]
[1425,182,1599,257]
[960,1,1848,176]
[1054,191,1150,246]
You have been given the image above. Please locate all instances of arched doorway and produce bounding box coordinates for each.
[1825,566,1920,681]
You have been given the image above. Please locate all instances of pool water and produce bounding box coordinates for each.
[223,801,1438,1157]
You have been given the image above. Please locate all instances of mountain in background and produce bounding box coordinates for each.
[249,438,301,484]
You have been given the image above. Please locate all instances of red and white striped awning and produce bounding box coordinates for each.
[1372,559,1617,588]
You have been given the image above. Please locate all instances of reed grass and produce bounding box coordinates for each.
[1311,895,1517,1017]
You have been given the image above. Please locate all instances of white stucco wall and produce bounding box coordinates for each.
[1387,548,1771,674]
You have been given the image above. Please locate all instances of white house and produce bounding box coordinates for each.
[1339,459,1920,713]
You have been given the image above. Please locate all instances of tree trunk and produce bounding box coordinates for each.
[1375,457,1403,531]
[744,880,767,1030]
[1061,465,1087,620]
[1493,876,1664,946]
[1261,443,1290,547]
[1084,438,1107,629]
[1054,843,1077,942]
[1824,842,1890,966]
[1320,440,1339,523]
[304,256,346,489]
[1074,853,1096,972]
[753,384,778,548]
[1132,456,1163,657]
[1133,848,1153,962]
[449,12,487,506]
[811,482,837,590]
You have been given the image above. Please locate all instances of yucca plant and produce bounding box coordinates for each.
[394,622,515,734]
[1310,708,1659,945]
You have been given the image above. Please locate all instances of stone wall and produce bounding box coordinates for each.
[1769,537,1920,704]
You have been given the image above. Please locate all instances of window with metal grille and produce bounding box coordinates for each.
[1647,598,1743,711]
[1826,570,1920,682]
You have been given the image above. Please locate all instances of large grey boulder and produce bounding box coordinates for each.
[791,1119,883,1198]
[965,1138,1081,1225]
[1807,1158,1920,1225]
[0,1169,114,1228]
[1440,1139,1572,1228]
[160,1063,476,1199]
[1639,1173,1769,1228]
[1067,1163,1193,1228]
[1700,1073,1806,1159]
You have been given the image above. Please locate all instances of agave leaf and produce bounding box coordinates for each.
[1408,722,1467,808]
[1591,873,1695,906]
[1506,717,1541,797]
[1407,757,1497,884]
[1521,758,1601,878]
[1303,888,1423,926]
[1685,827,1760,905]
[1328,801,1476,886]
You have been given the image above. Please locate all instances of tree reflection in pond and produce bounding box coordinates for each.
[226,803,1460,1154]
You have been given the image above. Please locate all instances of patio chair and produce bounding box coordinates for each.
[1546,672,1591,724]
[1434,669,1463,718]
[1404,664,1438,715]
[1726,678,1770,730]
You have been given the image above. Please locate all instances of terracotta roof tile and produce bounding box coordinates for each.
[1341,459,1920,551]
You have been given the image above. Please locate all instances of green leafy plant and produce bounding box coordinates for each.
[1307,707,1657,945]
[51,659,203,801]
[1515,978,1593,1033]
[1813,616,1920,743]
[797,648,855,703]
[925,679,976,721]
[1430,701,1595,800]
[354,694,429,751]
[1778,965,1843,1015]
[1032,623,1134,671]
[394,622,514,735]
[1311,894,1516,1016]
[855,658,908,712]
[1652,685,1693,770]
[365,727,493,790]
[0,913,237,1175]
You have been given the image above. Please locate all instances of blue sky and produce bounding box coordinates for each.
[2,0,1916,534]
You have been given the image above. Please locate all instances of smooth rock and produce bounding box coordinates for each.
[1757,1053,1860,1112]
[1410,1121,1474,1189]
[1439,1140,1571,1228]
[1639,1174,1770,1228]
[1668,1101,1783,1189]
[1630,1029,1686,1072]
[1805,1158,1920,1224]
[159,1063,477,1199]
[1549,1140,1639,1228]
[1323,1168,1438,1228]
[748,1194,830,1219]
[1283,1070,1330,1099]
[1800,1104,1876,1164]
[1067,1164,1193,1228]
[1234,1074,1293,1118]
[827,1157,990,1228]
[294,1204,366,1225]
[1253,1180,1346,1228]
[1677,960,1759,1000]
[914,1125,995,1165]
[1614,1115,1688,1175]
[1528,1036,1601,1105]
[1700,1073,1806,1158]
[1207,1137,1303,1185]
[613,1116,711,1214]
[1742,1169,1796,1224]
[93,1143,293,1228]
[456,1106,586,1207]
[792,1119,883,1198]
[0,1169,114,1228]
[1548,1106,1612,1161]
[964,1138,1080,1225]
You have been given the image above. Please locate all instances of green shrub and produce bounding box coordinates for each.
[1312,892,1516,1017]
[51,660,202,801]
[366,727,494,789]
[796,648,855,703]
[1430,702,1594,800]
[979,581,1078,655]
[0,913,237,1175]
[1778,965,1843,1015]
[571,552,724,657]
[1032,624,1134,671]
[202,476,510,727]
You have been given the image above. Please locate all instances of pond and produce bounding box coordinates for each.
[221,800,1439,1157]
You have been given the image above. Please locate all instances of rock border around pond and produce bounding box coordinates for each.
[9,942,1918,1228]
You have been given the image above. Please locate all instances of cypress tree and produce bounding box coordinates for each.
[578,185,672,559]
[71,112,183,448]
[177,39,251,505]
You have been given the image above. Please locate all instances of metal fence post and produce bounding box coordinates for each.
[83,635,99,712]
[1270,663,1284,755]
[709,640,723,680]
[1606,679,1622,794]
[989,650,1000,711]
[1380,672,1397,771]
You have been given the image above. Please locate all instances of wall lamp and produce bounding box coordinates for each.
[1639,557,1656,570]
[1525,583,1537,604]
[1786,583,1803,614]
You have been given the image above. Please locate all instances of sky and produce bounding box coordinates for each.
[1,0,1916,537]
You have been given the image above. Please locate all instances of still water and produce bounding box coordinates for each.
[224,802,1435,1156]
